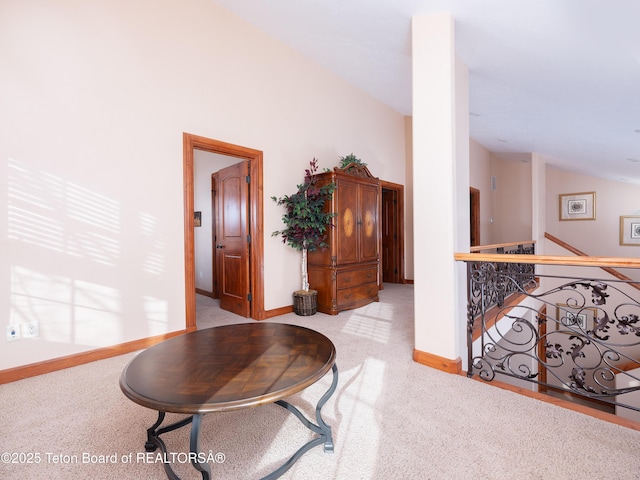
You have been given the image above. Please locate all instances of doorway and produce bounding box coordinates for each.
[380,180,405,284]
[470,187,480,247]
[183,133,265,330]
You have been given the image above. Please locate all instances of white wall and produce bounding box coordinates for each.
[469,139,493,245]
[616,367,640,423]
[469,149,640,261]
[490,154,533,243]
[0,0,406,370]
[468,146,535,247]
[546,166,640,261]
[404,116,415,281]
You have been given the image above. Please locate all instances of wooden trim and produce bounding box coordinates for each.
[540,383,616,412]
[465,236,640,278]
[470,376,640,432]
[183,133,266,327]
[413,349,462,374]
[455,252,640,269]
[378,181,384,287]
[0,330,186,385]
[250,149,266,320]
[613,360,640,372]
[195,288,214,298]
[544,232,585,256]
[470,240,535,252]
[403,278,414,284]
[335,162,376,178]
[183,134,197,330]
[545,232,640,290]
[265,305,294,318]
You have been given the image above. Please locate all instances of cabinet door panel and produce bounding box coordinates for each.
[359,183,379,262]
[336,179,358,264]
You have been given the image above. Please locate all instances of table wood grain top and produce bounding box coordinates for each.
[120,323,336,414]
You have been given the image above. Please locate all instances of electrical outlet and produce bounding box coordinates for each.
[22,321,39,339]
[6,325,20,342]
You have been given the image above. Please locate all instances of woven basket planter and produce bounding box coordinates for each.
[292,290,318,316]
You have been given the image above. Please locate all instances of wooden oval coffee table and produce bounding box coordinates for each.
[120,322,338,480]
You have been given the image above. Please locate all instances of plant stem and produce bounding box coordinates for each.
[301,244,309,292]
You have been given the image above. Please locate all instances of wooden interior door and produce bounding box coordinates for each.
[216,161,250,317]
[470,187,480,247]
[381,188,399,283]
[379,180,404,284]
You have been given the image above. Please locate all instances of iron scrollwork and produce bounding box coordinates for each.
[467,260,640,413]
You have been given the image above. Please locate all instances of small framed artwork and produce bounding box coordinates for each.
[194,211,202,227]
[556,304,596,330]
[620,215,640,246]
[559,192,596,221]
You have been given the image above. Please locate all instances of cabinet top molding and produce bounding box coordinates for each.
[335,162,377,179]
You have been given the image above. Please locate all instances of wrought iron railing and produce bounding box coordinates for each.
[455,251,640,415]
[467,241,536,320]
[469,240,536,255]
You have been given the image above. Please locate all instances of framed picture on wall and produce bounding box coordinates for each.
[556,304,596,331]
[620,215,640,246]
[194,211,202,227]
[559,191,596,221]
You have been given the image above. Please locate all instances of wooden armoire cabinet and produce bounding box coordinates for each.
[308,163,380,315]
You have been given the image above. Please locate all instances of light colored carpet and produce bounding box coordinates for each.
[2,283,640,479]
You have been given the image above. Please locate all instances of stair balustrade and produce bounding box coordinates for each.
[456,246,640,417]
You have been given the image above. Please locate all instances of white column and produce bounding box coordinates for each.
[412,13,470,368]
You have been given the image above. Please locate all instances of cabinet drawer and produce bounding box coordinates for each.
[336,284,378,308]
[336,268,377,289]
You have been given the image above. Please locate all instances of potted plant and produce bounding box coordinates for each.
[272,158,336,315]
[338,153,367,169]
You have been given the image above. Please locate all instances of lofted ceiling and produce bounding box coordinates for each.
[212,0,640,184]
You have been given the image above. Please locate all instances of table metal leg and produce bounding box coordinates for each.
[145,411,166,452]
[190,413,211,480]
[315,363,338,453]
[144,411,201,480]
[267,363,339,479]
[142,364,338,480]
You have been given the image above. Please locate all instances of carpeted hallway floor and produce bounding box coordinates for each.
[2,283,640,479]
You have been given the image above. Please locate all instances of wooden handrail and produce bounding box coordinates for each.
[454,252,640,269]
[469,240,535,253]
[544,232,640,290]
[544,233,584,256]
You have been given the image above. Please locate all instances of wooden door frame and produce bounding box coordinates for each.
[380,180,405,284]
[183,133,265,330]
[211,172,219,299]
